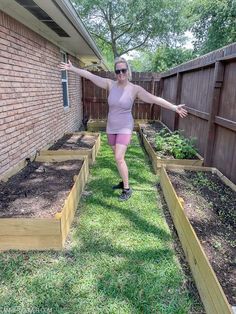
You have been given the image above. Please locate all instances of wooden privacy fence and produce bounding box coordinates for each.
[81,43,236,184]
[159,43,236,184]
[82,71,161,121]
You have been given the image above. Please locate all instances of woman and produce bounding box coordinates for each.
[60,57,187,201]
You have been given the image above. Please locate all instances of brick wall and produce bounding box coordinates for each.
[0,11,83,178]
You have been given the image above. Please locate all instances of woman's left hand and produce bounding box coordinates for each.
[176,104,188,118]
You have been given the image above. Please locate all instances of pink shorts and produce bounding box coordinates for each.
[107,134,132,146]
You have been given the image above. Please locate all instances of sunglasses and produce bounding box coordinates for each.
[115,68,128,75]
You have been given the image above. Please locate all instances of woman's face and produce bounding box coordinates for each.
[115,62,128,82]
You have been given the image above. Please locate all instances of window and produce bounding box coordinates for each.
[61,52,70,108]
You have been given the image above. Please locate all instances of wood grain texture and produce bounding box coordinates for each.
[160,166,233,314]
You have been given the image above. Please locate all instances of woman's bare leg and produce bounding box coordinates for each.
[114,144,129,189]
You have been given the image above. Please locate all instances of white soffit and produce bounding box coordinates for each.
[0,0,106,67]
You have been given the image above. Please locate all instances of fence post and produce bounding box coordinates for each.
[82,77,88,127]
[204,61,225,166]
[174,72,182,130]
[157,77,164,120]
[150,76,155,120]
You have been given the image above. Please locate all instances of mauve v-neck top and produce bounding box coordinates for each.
[106,83,135,134]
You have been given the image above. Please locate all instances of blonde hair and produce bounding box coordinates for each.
[114,57,132,80]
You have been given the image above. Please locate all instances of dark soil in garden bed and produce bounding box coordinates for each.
[141,122,197,160]
[140,122,174,159]
[0,160,83,218]
[157,183,205,313]
[167,169,236,305]
[49,133,98,150]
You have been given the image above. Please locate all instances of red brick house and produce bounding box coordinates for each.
[0,0,106,179]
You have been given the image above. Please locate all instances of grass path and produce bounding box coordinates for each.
[0,133,202,314]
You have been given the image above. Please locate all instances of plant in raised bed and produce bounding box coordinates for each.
[139,122,203,173]
[155,129,198,159]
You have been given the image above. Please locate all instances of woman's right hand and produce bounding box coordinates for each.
[60,60,74,71]
[59,60,112,90]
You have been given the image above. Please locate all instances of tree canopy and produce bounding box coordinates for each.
[73,0,236,71]
[152,45,196,72]
[129,46,196,72]
[73,0,187,58]
[187,0,236,54]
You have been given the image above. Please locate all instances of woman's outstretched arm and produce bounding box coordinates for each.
[60,60,112,90]
[135,85,188,118]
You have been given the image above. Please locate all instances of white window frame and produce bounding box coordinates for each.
[61,51,70,109]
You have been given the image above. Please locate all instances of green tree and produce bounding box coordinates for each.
[95,38,114,70]
[187,0,236,54]
[152,45,196,72]
[73,0,187,58]
[128,51,154,72]
[128,46,195,72]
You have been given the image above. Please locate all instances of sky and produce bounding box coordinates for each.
[183,31,194,49]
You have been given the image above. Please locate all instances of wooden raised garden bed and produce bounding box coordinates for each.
[39,132,100,165]
[87,119,107,132]
[138,121,203,173]
[160,164,236,314]
[0,155,89,251]
[87,119,156,132]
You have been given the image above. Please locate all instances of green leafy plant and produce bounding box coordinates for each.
[155,133,166,151]
[192,172,211,187]
[155,129,198,159]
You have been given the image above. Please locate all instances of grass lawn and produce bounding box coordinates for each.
[0,133,203,314]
